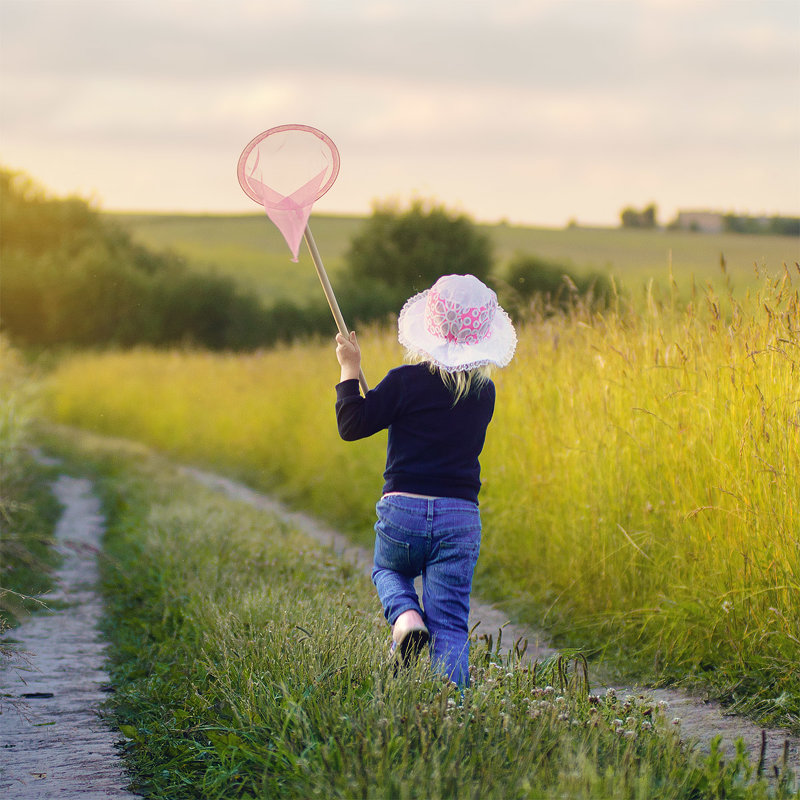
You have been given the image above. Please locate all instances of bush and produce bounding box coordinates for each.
[345,200,493,295]
[501,254,613,316]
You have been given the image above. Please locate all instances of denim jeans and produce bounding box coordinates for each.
[371,494,482,687]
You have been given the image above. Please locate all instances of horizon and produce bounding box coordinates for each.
[2,0,798,228]
[98,203,800,231]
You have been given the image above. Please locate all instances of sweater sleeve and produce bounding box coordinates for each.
[335,370,402,441]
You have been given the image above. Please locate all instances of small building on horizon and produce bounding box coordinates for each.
[674,210,725,233]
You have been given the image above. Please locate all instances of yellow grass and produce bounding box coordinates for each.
[46,266,800,720]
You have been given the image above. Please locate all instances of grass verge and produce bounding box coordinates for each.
[41,426,798,799]
[0,339,62,628]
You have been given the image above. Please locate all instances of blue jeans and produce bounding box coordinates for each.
[371,494,482,687]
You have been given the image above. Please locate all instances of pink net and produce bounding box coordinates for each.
[237,125,340,261]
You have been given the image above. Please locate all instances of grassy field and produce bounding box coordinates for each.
[46,266,800,732]
[108,213,365,305]
[38,426,797,799]
[109,211,799,304]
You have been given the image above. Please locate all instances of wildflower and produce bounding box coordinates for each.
[671,718,681,726]
[641,721,652,731]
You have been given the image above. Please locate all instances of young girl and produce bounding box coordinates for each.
[334,274,516,687]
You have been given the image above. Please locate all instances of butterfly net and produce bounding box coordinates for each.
[237,124,340,261]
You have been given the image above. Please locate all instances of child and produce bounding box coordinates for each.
[334,274,516,687]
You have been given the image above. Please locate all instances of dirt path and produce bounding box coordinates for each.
[0,475,139,799]
[183,465,800,777]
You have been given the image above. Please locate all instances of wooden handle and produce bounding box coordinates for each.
[303,225,369,394]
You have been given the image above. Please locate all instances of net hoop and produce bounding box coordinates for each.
[236,124,340,206]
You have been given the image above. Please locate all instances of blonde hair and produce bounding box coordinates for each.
[404,350,494,404]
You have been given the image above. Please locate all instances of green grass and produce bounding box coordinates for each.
[46,267,800,733]
[39,426,798,799]
[0,339,62,627]
[108,211,799,305]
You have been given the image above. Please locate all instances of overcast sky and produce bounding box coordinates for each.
[1,0,798,226]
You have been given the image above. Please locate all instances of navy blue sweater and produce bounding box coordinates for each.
[335,363,495,504]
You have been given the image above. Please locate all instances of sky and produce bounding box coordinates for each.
[1,0,798,227]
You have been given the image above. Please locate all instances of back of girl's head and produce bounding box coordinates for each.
[403,350,493,403]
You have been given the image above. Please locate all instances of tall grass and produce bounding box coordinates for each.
[46,266,800,727]
[0,338,61,625]
[481,266,800,722]
[43,430,796,799]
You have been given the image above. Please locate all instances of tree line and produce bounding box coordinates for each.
[1,170,278,349]
[1,169,609,351]
[619,202,799,236]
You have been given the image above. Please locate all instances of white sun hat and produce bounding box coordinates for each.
[397,274,517,372]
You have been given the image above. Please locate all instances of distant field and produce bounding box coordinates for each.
[109,212,799,304]
[109,213,364,304]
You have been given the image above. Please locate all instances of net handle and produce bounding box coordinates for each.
[303,226,369,394]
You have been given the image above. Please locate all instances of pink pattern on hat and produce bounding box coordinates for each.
[424,289,496,345]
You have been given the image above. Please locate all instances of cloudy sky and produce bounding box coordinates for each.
[1,0,798,226]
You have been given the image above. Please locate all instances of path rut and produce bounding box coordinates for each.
[183,465,800,778]
[0,476,139,799]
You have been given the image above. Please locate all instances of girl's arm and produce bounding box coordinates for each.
[334,334,402,441]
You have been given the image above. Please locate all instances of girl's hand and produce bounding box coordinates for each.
[335,331,361,382]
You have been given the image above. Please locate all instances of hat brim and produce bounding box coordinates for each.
[397,289,517,372]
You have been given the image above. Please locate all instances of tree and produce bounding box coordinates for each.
[620,203,658,229]
[345,200,493,294]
